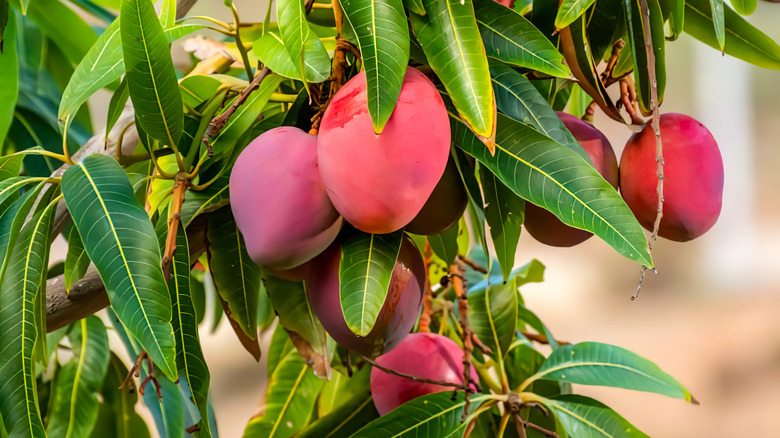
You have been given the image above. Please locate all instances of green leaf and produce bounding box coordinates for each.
[160,0,176,29]
[92,355,151,438]
[121,0,184,148]
[0,153,23,183]
[468,277,517,359]
[165,222,213,437]
[25,0,97,65]
[341,0,410,133]
[266,324,294,380]
[339,227,404,337]
[555,0,596,30]
[0,180,47,268]
[0,187,56,438]
[428,225,459,266]
[708,0,725,50]
[180,174,230,227]
[265,275,329,377]
[623,0,666,114]
[299,391,378,438]
[531,77,572,112]
[105,78,130,140]
[668,0,685,39]
[587,0,626,61]
[684,0,780,69]
[252,31,331,83]
[452,115,653,268]
[453,149,490,268]
[277,0,313,83]
[410,0,496,144]
[141,373,185,438]
[64,225,91,293]
[474,0,570,78]
[480,166,524,282]
[612,44,634,78]
[317,365,371,417]
[61,154,177,380]
[47,316,111,438]
[349,392,488,437]
[242,349,325,438]
[517,302,558,349]
[0,12,16,146]
[523,342,696,402]
[567,84,593,119]
[206,207,260,341]
[730,0,757,15]
[543,395,649,438]
[59,20,201,130]
[404,0,425,15]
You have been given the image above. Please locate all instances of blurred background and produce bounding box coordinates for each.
[52,1,780,436]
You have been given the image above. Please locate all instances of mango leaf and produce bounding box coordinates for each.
[242,349,325,438]
[468,277,518,359]
[317,365,371,417]
[542,395,650,438]
[25,0,97,65]
[180,174,230,227]
[206,207,261,350]
[0,180,47,268]
[612,44,634,78]
[165,222,213,437]
[730,0,757,15]
[105,78,130,140]
[299,391,378,438]
[668,0,685,39]
[252,31,330,83]
[453,148,490,268]
[404,0,425,15]
[587,0,626,61]
[277,0,313,82]
[141,373,185,438]
[349,392,488,437]
[517,302,558,349]
[623,0,666,114]
[474,0,569,78]
[59,21,201,131]
[121,0,184,148]
[266,324,294,380]
[708,0,725,50]
[410,0,496,149]
[61,154,177,380]
[264,275,330,377]
[339,227,403,337]
[64,225,91,293]
[505,343,546,390]
[452,115,653,268]
[47,317,110,438]
[341,0,410,133]
[559,15,626,123]
[522,342,696,402]
[480,166,524,282]
[0,13,16,146]
[0,187,56,438]
[684,0,780,69]
[0,153,23,183]
[428,225,459,266]
[92,355,151,438]
[555,0,596,30]
[531,77,572,111]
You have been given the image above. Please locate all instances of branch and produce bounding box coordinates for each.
[359,354,470,390]
[46,268,110,333]
[520,330,569,346]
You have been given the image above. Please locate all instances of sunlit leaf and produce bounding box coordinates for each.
[555,0,596,30]
[25,0,97,65]
[730,0,757,15]
[0,12,17,146]
[252,31,331,83]
[543,395,650,438]
[480,166,524,282]
[468,277,518,359]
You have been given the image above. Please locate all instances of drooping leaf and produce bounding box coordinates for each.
[684,0,780,69]
[277,0,313,83]
[452,115,653,268]
[468,276,518,359]
[531,77,572,112]
[180,174,230,227]
[91,355,151,438]
[105,78,130,140]
[47,317,110,438]
[298,391,378,438]
[623,0,666,114]
[0,12,16,146]
[0,180,47,268]
[0,153,23,183]
[349,392,488,437]
[474,0,570,78]
[64,225,91,293]
[141,373,185,438]
[452,148,490,267]
[708,0,725,50]
[341,0,410,133]
[730,0,757,15]
[522,342,696,402]
[480,166,524,282]
[428,225,459,266]
[252,31,331,83]
[667,0,685,39]
[61,154,177,379]
[0,187,56,438]
[543,395,650,438]
[206,207,261,349]
[587,0,626,61]
[242,348,325,438]
[25,0,97,65]
[410,0,496,149]
[317,365,371,417]
[555,0,597,31]
[567,84,593,119]
[339,227,404,337]
[121,0,184,148]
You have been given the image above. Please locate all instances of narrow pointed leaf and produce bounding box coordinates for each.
[180,174,230,227]
[47,317,110,438]
[525,342,696,402]
[730,0,757,15]
[121,0,184,148]
[555,0,597,30]
[404,0,425,15]
[0,189,56,438]
[428,225,458,266]
[243,349,325,438]
[298,392,378,438]
[64,225,91,293]
[452,149,490,267]
[349,392,488,437]
[623,0,666,114]
[94,355,152,438]
[452,114,653,268]
[141,374,185,438]
[587,0,627,61]
[0,181,47,268]
[341,0,410,133]
[0,12,16,146]
[410,0,496,147]
[480,166,524,282]
[683,0,780,69]
[543,395,650,438]
[468,277,517,359]
[475,0,570,77]
[0,154,23,183]
[25,0,97,65]
[277,0,312,82]
[61,154,177,380]
[106,78,130,140]
[664,0,685,39]
[339,227,404,337]
[206,207,260,342]
[252,31,331,83]
[708,0,725,50]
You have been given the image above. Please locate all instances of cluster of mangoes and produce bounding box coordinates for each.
[229,65,724,415]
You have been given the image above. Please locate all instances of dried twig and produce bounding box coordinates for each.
[520,330,570,346]
[419,241,434,333]
[450,261,479,420]
[513,414,558,438]
[457,255,487,274]
[119,351,148,392]
[161,175,188,280]
[601,40,626,86]
[359,354,469,389]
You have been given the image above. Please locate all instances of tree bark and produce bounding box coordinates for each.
[47,269,109,332]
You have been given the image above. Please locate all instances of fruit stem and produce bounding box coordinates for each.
[359,353,473,390]
[497,413,511,437]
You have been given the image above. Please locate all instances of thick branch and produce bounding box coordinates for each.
[47,268,109,332]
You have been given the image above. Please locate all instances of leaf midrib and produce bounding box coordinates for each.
[477,19,566,75]
[269,363,308,437]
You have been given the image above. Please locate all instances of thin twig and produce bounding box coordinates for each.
[513,414,558,438]
[161,174,188,280]
[419,240,434,333]
[520,331,569,346]
[451,261,479,421]
[359,354,468,389]
[119,351,147,391]
[457,255,487,274]
[601,40,626,86]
